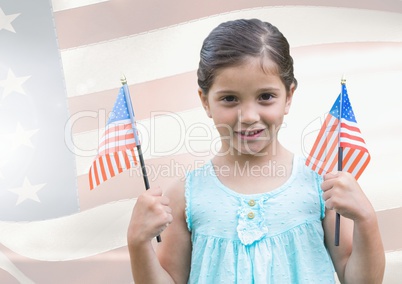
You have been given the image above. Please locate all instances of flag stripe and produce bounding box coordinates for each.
[340,121,362,133]
[53,2,402,50]
[306,115,335,168]
[340,132,365,144]
[98,156,107,182]
[51,0,110,12]
[341,147,354,168]
[105,154,115,178]
[104,121,132,133]
[93,160,100,187]
[339,142,369,152]
[354,153,370,180]
[88,167,94,190]
[117,151,126,170]
[122,151,130,169]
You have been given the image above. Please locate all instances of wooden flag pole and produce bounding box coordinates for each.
[121,75,161,243]
[335,76,347,246]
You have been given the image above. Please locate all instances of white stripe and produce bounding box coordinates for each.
[343,150,360,172]
[340,137,368,149]
[117,151,126,170]
[101,155,112,180]
[98,138,136,154]
[109,152,119,176]
[105,119,132,129]
[341,120,359,129]
[322,141,339,174]
[0,199,137,261]
[126,149,136,167]
[315,122,339,171]
[51,0,110,12]
[341,127,363,139]
[346,152,369,177]
[99,128,134,144]
[61,7,402,98]
[308,116,337,162]
[94,158,104,183]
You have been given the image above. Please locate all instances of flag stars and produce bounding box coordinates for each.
[0,69,31,99]
[8,177,46,205]
[108,88,131,123]
[0,8,20,33]
[10,123,39,149]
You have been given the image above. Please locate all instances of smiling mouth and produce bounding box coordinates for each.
[236,129,264,137]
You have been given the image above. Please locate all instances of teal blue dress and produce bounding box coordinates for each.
[185,155,335,283]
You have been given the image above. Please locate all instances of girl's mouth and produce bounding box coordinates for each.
[236,129,265,138]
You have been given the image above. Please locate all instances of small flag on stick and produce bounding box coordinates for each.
[88,84,138,190]
[88,77,161,242]
[306,78,370,245]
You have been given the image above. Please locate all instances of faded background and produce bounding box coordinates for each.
[0,0,401,283]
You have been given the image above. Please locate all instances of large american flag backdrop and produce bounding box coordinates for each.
[1,0,402,282]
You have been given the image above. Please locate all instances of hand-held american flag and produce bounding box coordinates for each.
[88,76,161,242]
[305,78,370,246]
[88,80,138,190]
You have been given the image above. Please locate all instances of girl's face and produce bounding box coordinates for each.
[199,56,294,157]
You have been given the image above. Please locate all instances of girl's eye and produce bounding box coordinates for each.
[260,93,273,101]
[222,95,237,102]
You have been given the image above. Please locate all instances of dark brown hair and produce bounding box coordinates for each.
[197,19,297,94]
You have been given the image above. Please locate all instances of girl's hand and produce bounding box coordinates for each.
[127,187,173,245]
[321,172,375,223]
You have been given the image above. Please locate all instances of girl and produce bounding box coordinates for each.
[127,19,385,283]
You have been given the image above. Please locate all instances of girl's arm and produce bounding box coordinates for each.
[322,172,385,284]
[127,180,191,284]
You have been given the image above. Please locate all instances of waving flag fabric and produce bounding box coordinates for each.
[88,86,138,189]
[305,83,370,180]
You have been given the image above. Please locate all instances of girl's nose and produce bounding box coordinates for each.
[238,104,260,125]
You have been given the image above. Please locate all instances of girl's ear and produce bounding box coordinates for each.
[285,83,296,115]
[198,88,212,118]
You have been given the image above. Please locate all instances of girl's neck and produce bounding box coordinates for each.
[213,142,292,168]
[211,143,294,195]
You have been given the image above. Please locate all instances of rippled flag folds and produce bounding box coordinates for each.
[305,83,370,180]
[89,86,138,189]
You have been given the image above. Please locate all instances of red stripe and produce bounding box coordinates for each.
[99,143,136,156]
[122,151,131,169]
[99,133,135,150]
[339,142,368,152]
[306,115,334,167]
[98,157,107,182]
[131,148,138,165]
[340,122,361,133]
[346,150,365,174]
[105,154,115,178]
[319,133,338,173]
[93,160,100,187]
[114,152,123,173]
[341,148,355,170]
[104,123,132,135]
[311,118,339,171]
[354,154,371,180]
[340,132,366,143]
[89,166,94,190]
